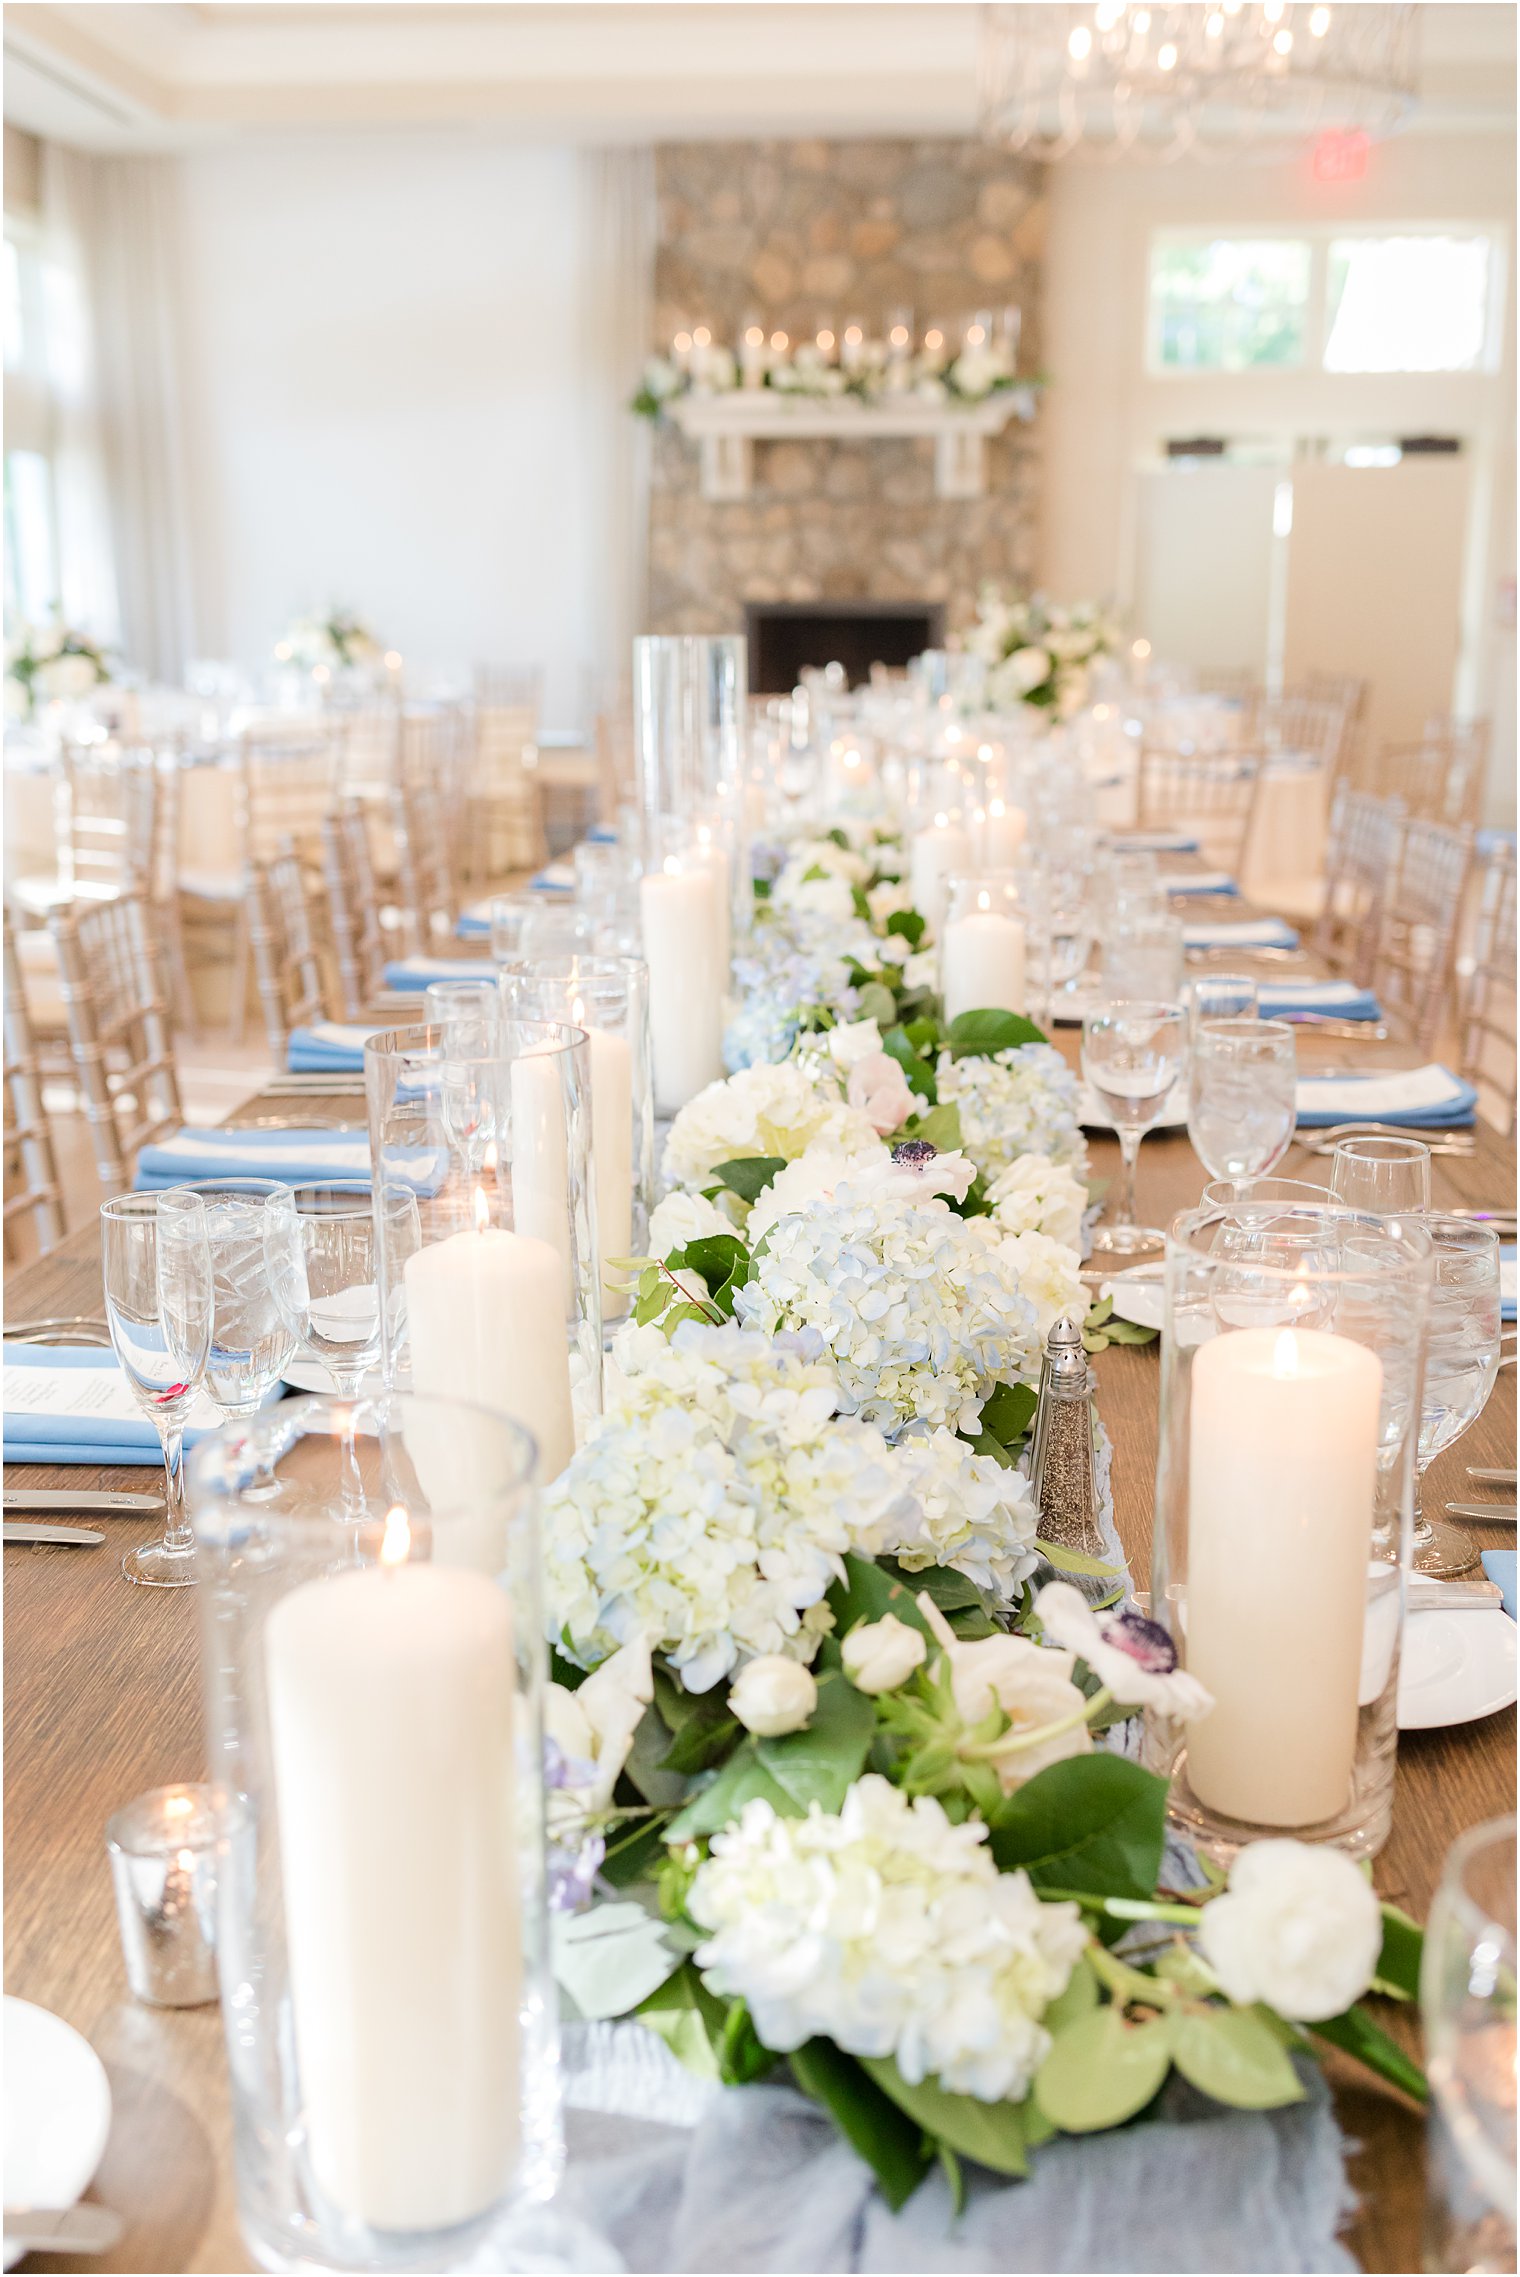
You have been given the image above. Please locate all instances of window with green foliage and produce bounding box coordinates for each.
[1149,238,1312,372]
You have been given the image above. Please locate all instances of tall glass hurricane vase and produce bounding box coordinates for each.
[101,1191,214,1589]
[1147,1199,1432,1863]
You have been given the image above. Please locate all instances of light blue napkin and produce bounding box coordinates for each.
[286,1022,378,1073]
[132,1129,444,1196]
[586,826,617,845]
[382,955,496,990]
[1183,917,1300,950]
[456,904,492,940]
[3,1345,279,1467]
[1111,829,1200,854]
[1502,1243,1516,1324]
[1482,1551,1516,1620]
[531,863,576,894]
[1477,827,1517,859]
[1258,981,1383,1021]
[1164,871,1240,898]
[1294,1064,1478,1130]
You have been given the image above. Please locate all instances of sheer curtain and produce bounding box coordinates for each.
[35,143,119,643]
[578,146,656,705]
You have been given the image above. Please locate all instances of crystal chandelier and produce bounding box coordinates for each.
[979,4,1420,162]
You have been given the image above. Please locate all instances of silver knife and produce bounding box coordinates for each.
[1444,1502,1518,1523]
[1408,1577,1504,1612]
[3,2204,124,2254]
[3,1489,163,1513]
[2,1522,105,1546]
[1468,1467,1518,1485]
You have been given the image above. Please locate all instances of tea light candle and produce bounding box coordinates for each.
[1184,1325,1382,1827]
[909,813,972,933]
[942,898,1026,1023]
[264,1514,520,2233]
[979,798,1028,869]
[106,1783,222,2008]
[404,1195,575,1479]
[639,862,724,1114]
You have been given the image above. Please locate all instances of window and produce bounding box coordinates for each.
[1323,236,1494,373]
[1149,239,1312,372]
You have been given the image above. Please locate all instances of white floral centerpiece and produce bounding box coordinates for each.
[966,586,1121,719]
[632,333,1034,419]
[274,608,382,675]
[4,620,113,720]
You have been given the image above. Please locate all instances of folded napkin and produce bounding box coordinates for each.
[456,903,492,940]
[3,1344,267,1467]
[1183,917,1300,950]
[382,954,495,990]
[1294,1064,1479,1130]
[1111,829,1200,855]
[1502,1244,1516,1324]
[131,1127,443,1197]
[286,1022,379,1073]
[1482,1550,1516,1620]
[586,826,618,845]
[1163,871,1240,897]
[1257,980,1382,1020]
[1477,826,1518,859]
[531,862,575,894]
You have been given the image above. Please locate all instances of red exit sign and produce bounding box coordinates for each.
[1313,130,1370,183]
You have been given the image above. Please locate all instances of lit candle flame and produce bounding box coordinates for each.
[663,855,681,876]
[989,798,1005,818]
[473,1185,492,1235]
[934,811,950,829]
[176,1848,197,1874]
[164,1792,193,1818]
[380,1505,411,1566]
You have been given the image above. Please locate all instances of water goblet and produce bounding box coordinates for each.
[1412,1216,1503,1577]
[1329,1134,1433,1216]
[1421,1816,1517,2274]
[1187,1019,1296,1188]
[1082,1000,1188,1255]
[423,979,501,1047]
[100,1190,213,1589]
[1187,971,1259,1036]
[1100,912,1185,1004]
[263,1183,383,1400]
[188,1179,300,1430]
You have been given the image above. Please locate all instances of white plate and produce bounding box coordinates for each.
[1101,1264,1166,1332]
[1078,1079,1188,1132]
[2,1998,112,2269]
[281,1359,386,1398]
[1397,1608,1518,1730]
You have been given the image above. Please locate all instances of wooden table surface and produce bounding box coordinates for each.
[4,909,1515,2274]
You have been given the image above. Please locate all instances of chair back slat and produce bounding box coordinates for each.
[1460,842,1517,1133]
[1371,816,1475,1054]
[1309,787,1404,979]
[1138,750,1264,875]
[3,908,65,1254]
[1376,718,1489,828]
[48,895,183,1195]
[248,849,329,1055]
[321,804,388,1019]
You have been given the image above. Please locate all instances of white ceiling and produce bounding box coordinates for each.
[4,1,1515,153]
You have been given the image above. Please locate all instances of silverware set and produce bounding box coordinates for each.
[1297,1122,1477,1158]
[4,2205,124,2255]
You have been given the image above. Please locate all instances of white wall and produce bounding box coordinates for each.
[178,130,605,726]
[1039,129,1517,816]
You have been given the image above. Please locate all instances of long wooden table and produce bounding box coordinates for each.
[5,925,1516,2273]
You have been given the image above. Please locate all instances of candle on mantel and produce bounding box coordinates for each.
[405,1187,575,1479]
[739,323,767,389]
[908,812,972,933]
[264,1505,520,2233]
[639,860,725,1115]
[942,889,1026,1024]
[978,797,1028,869]
[1184,1325,1381,1828]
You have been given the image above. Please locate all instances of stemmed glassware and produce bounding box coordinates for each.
[100,1191,213,1589]
[1187,1019,1296,1189]
[423,979,501,1045]
[1188,971,1259,1034]
[191,1180,300,1435]
[1082,1000,1188,1255]
[1421,1816,1517,2273]
[1100,912,1185,1003]
[1329,1134,1433,1216]
[1411,1216,1503,1577]
[263,1183,384,1400]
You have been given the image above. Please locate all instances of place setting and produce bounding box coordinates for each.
[3,13,1517,2276]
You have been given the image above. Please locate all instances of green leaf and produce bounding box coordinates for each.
[827,1552,936,1641]
[978,1380,1038,1447]
[881,1025,937,1102]
[656,1692,742,1779]
[756,1670,875,1815]
[1172,2007,1306,2110]
[719,1998,776,2086]
[552,1901,678,2020]
[623,1701,691,1807]
[859,2058,1029,2178]
[852,884,873,922]
[856,981,899,1027]
[790,2040,934,2211]
[1038,1540,1125,1584]
[987,1755,1168,1906]
[1035,2007,1175,2133]
[1374,1905,1424,2002]
[1309,2006,1428,2104]
[598,1817,671,1889]
[713,1155,788,1204]
[947,1009,1047,1058]
[1042,1953,1100,2036]
[910,1100,963,1153]
[885,1558,987,1616]
[886,909,927,948]
[966,1429,1019,1469]
[663,1744,794,1844]
[637,1961,725,2081]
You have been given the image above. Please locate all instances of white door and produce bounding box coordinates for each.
[1132,463,1279,679]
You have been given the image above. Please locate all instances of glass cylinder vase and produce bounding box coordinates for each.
[1146,1199,1432,1862]
[364,1019,601,1481]
[189,1394,555,2274]
[498,956,654,1326]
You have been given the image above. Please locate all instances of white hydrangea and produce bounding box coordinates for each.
[992,1230,1087,1343]
[734,1187,1042,1435]
[746,1139,890,1242]
[772,868,857,926]
[648,1187,740,1257]
[936,1044,1088,1180]
[986,1154,1089,1250]
[690,1776,1088,2102]
[543,1323,904,1692]
[882,1426,1039,1601]
[663,1060,882,1195]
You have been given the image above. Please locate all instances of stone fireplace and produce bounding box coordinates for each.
[645,138,1045,643]
[744,599,946,692]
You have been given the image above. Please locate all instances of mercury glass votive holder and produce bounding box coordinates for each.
[1146,1200,1432,1863]
[106,1782,223,2008]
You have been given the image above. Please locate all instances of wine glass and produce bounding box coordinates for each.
[190,1180,300,1429]
[1412,1216,1503,1578]
[423,979,501,1045]
[1421,1816,1517,2273]
[1100,913,1184,1004]
[100,1191,213,1589]
[1187,971,1259,1036]
[1082,1000,1188,1255]
[1187,1019,1296,1188]
[1329,1135,1433,1216]
[264,1183,383,1399]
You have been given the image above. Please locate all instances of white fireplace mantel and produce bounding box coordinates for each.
[665,387,1038,504]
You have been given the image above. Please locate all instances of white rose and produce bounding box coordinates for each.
[918,1595,1091,1793]
[995,1229,1086,1341]
[775,870,856,925]
[746,1138,890,1242]
[988,1155,1089,1250]
[544,1635,654,1835]
[877,934,911,968]
[842,1614,927,1694]
[867,881,912,926]
[1005,645,1052,698]
[728,1656,818,1737]
[649,1188,737,1256]
[903,951,939,992]
[825,1017,884,1070]
[1198,1840,1383,2023]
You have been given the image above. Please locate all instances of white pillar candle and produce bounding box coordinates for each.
[405,1216,575,1479]
[908,814,972,933]
[639,864,724,1115]
[585,1024,633,1318]
[510,1052,572,1286]
[693,833,733,975]
[265,1540,519,2233]
[980,799,1028,868]
[942,910,1026,1024]
[1184,1325,1381,1828]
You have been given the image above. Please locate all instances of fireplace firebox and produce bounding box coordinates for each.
[744,600,946,694]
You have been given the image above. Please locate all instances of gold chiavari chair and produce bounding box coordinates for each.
[247,848,329,1057]
[1309,787,1404,979]
[466,664,546,883]
[1300,669,1369,729]
[9,739,157,920]
[1377,718,1490,829]
[1251,693,1357,787]
[1138,750,1264,877]
[1370,815,1476,1056]
[1193,668,1261,704]
[594,704,635,828]
[1459,841,1517,1135]
[3,909,65,1258]
[320,804,389,1019]
[390,777,457,955]
[145,753,197,1039]
[47,895,184,1197]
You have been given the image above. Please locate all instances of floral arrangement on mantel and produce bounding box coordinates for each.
[541,825,1425,2206]
[966,585,1122,719]
[3,618,113,719]
[273,608,383,675]
[633,333,1035,420]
